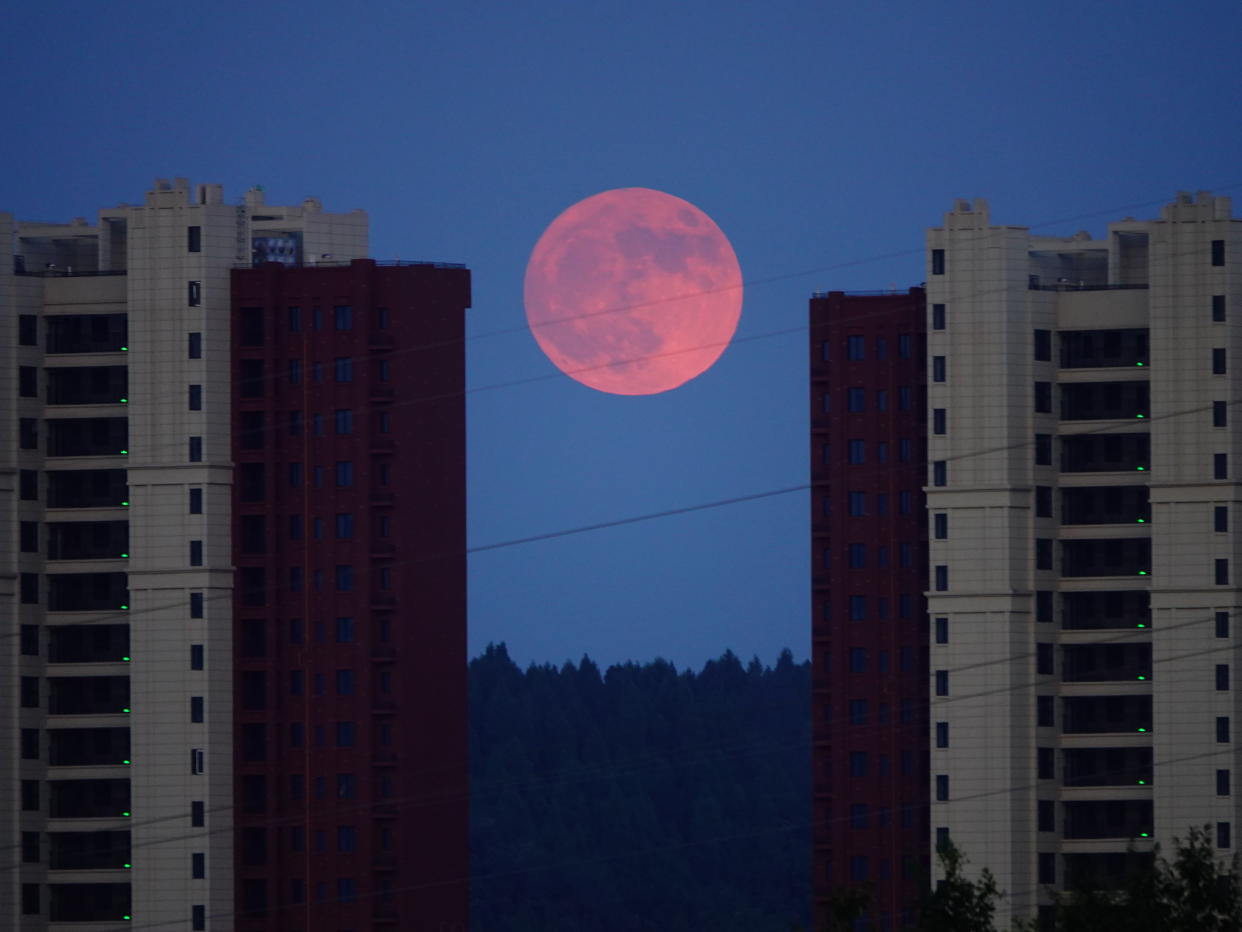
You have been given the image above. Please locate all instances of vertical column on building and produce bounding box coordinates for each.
[124,180,239,929]
[1148,193,1242,855]
[925,200,1037,924]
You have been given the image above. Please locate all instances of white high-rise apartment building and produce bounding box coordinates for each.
[926,191,1241,926]
[1,178,365,929]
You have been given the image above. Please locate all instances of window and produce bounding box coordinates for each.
[1036,538,1053,571]
[289,670,304,696]
[1034,329,1051,361]
[288,306,301,331]
[22,884,38,916]
[932,303,945,330]
[1215,402,1229,427]
[877,441,889,463]
[877,494,889,517]
[187,487,204,514]
[310,413,323,437]
[931,248,945,275]
[898,386,911,410]
[1036,643,1054,675]
[933,513,948,539]
[1213,295,1227,322]
[379,359,391,381]
[1219,770,1232,796]
[849,648,868,673]
[20,625,38,656]
[334,409,352,434]
[1217,507,1229,533]
[187,225,201,252]
[335,565,353,591]
[18,366,37,398]
[336,773,355,798]
[1038,747,1055,780]
[848,491,866,516]
[335,461,353,486]
[334,305,352,330]
[337,825,357,852]
[336,722,356,747]
[1039,853,1056,885]
[335,669,355,696]
[1038,695,1055,727]
[1218,559,1230,586]
[934,565,948,591]
[190,644,204,670]
[847,387,866,412]
[1217,664,1230,690]
[898,437,910,462]
[1212,239,1225,266]
[313,465,324,488]
[1035,433,1052,466]
[190,591,204,618]
[312,308,323,330]
[935,775,949,801]
[933,408,946,434]
[850,804,870,828]
[189,436,202,462]
[847,544,866,569]
[932,356,946,382]
[847,335,865,360]
[312,362,323,383]
[1216,454,1228,479]
[1035,486,1053,518]
[19,521,36,553]
[934,617,948,644]
[21,729,38,760]
[935,722,949,748]
[190,696,204,723]
[188,383,203,411]
[188,280,201,306]
[849,751,868,776]
[847,440,865,464]
[898,334,912,359]
[190,540,203,566]
[933,460,947,486]
[849,699,868,725]
[20,470,37,501]
[877,390,888,412]
[1220,822,1232,850]
[1034,381,1052,413]
[21,780,38,811]
[1214,348,1227,374]
[1219,717,1231,743]
[19,314,37,345]
[21,676,38,708]
[19,418,36,450]
[240,411,264,449]
[334,357,353,382]
[20,573,38,605]
[849,596,867,621]
[191,800,205,826]
[191,748,205,774]
[1036,590,1053,623]
[935,670,949,696]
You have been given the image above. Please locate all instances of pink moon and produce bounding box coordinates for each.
[523,188,743,395]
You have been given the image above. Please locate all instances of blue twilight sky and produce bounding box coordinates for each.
[3,0,1240,669]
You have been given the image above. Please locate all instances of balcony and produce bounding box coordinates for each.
[1062,486,1149,525]
[49,831,131,870]
[1064,747,1153,787]
[49,779,131,819]
[1063,799,1153,840]
[1060,329,1149,368]
[1062,591,1150,631]
[1061,538,1151,578]
[1063,695,1151,735]
[48,728,131,767]
[1062,643,1152,684]
[48,573,129,612]
[48,882,132,922]
[1061,381,1149,421]
[48,677,131,715]
[47,470,128,509]
[46,418,128,457]
[48,521,129,561]
[47,367,129,405]
[1061,433,1149,473]
[45,314,129,354]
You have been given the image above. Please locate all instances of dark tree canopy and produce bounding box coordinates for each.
[470,644,811,931]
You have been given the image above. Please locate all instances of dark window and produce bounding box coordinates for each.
[849,699,868,725]
[21,729,39,760]
[19,418,37,450]
[189,540,203,566]
[190,644,204,670]
[19,315,37,346]
[1035,433,1052,466]
[1034,329,1051,361]
[847,387,866,412]
[21,884,38,915]
[849,596,867,621]
[335,565,353,591]
[1036,643,1054,675]
[1215,401,1229,427]
[19,366,37,397]
[379,359,390,381]
[1214,348,1228,374]
[1216,611,1232,638]
[935,775,949,801]
[1219,770,1232,796]
[288,307,301,332]
[21,780,38,811]
[20,625,38,655]
[932,304,945,330]
[1220,717,1231,743]
[1039,852,1056,884]
[239,360,263,398]
[240,412,264,450]
[847,335,865,360]
[190,696,204,723]
[851,803,870,828]
[335,461,353,486]
[1213,295,1227,322]
[932,356,946,382]
[1220,822,1232,849]
[935,670,948,696]
[1038,695,1055,727]
[848,544,866,569]
[849,647,868,672]
[1217,507,1229,533]
[1212,240,1225,266]
[335,616,354,642]
[20,521,37,553]
[337,773,355,798]
[238,307,264,346]
[899,334,912,359]
[20,469,37,500]
[1036,538,1053,571]
[848,491,866,516]
[188,280,201,306]
[334,306,352,330]
[334,357,352,382]
[899,386,911,410]
[190,591,204,618]
[935,722,949,748]
[334,409,352,434]
[1218,559,1230,585]
[1034,382,1052,413]
[933,460,947,486]
[1218,664,1231,690]
[189,488,203,514]
[188,384,202,410]
[191,801,204,826]
[849,751,868,776]
[934,565,948,591]
[934,617,948,644]
[1038,747,1054,780]
[336,722,355,746]
[20,573,38,604]
[187,226,201,252]
[1217,454,1229,480]
[335,669,354,695]
[189,436,202,462]
[934,513,948,539]
[931,248,945,275]
[933,408,946,434]
[1035,486,1053,518]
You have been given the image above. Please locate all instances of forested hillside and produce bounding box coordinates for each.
[469,644,811,931]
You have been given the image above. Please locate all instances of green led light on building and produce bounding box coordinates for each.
[121,811,130,817]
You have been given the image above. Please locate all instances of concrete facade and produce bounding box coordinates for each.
[926,192,1242,926]
[1,179,367,930]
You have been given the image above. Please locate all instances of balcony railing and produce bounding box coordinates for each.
[1029,281,1149,291]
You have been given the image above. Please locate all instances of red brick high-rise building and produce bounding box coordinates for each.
[811,288,929,930]
[229,258,470,931]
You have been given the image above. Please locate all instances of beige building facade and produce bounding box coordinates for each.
[926,192,1242,925]
[1,179,366,930]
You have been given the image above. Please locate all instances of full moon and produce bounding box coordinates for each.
[524,188,743,395]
